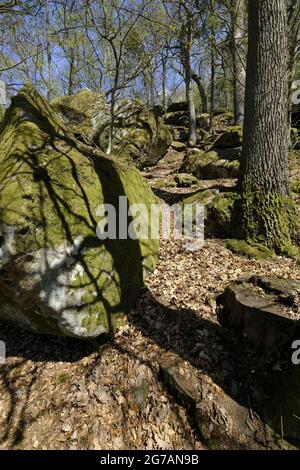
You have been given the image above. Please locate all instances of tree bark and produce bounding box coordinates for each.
[230,0,246,125]
[209,36,215,133]
[180,4,197,147]
[235,0,298,255]
[192,72,208,114]
[68,50,75,96]
[45,0,53,101]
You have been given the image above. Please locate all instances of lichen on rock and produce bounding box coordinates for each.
[0,86,159,339]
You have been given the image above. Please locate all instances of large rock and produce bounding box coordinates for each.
[159,355,265,449]
[212,126,243,149]
[52,89,108,139]
[181,189,237,238]
[0,86,159,338]
[181,150,240,179]
[93,99,172,169]
[292,104,300,130]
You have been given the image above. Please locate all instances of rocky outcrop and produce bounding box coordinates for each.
[0,86,159,339]
[52,89,108,139]
[159,355,265,449]
[181,150,240,180]
[181,189,236,238]
[212,126,243,149]
[174,173,199,188]
[93,99,172,169]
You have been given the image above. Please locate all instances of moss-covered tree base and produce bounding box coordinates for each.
[232,190,299,257]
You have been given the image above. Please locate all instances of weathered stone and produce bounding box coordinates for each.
[217,276,300,355]
[164,110,189,126]
[181,190,237,238]
[0,86,159,339]
[94,99,172,169]
[181,150,239,179]
[226,239,274,260]
[174,173,199,188]
[159,355,264,449]
[167,101,187,113]
[171,141,187,152]
[52,89,108,139]
[212,126,243,149]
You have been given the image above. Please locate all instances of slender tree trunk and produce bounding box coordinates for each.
[180,6,197,147]
[209,38,215,133]
[230,0,246,125]
[45,0,53,101]
[107,89,115,155]
[185,59,197,146]
[162,54,167,110]
[68,51,75,96]
[192,72,208,114]
[235,0,298,255]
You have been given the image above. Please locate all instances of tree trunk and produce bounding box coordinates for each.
[45,0,53,101]
[68,51,75,96]
[230,0,246,125]
[209,38,215,133]
[162,54,167,110]
[185,60,197,146]
[235,0,298,255]
[192,72,208,114]
[180,6,197,147]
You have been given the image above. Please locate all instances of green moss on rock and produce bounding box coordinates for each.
[212,126,243,149]
[0,86,159,339]
[226,239,274,260]
[182,190,237,237]
[181,150,239,179]
[94,99,172,169]
[52,89,107,138]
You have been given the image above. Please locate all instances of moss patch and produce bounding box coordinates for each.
[226,239,274,260]
[212,126,243,149]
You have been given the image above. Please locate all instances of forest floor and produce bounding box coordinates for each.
[0,148,299,450]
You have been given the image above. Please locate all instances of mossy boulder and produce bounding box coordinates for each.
[181,150,239,179]
[94,99,172,169]
[171,140,187,152]
[212,126,243,149]
[174,173,199,188]
[181,190,237,237]
[0,86,159,339]
[52,89,108,139]
[226,239,274,260]
[292,104,300,130]
[164,110,189,126]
